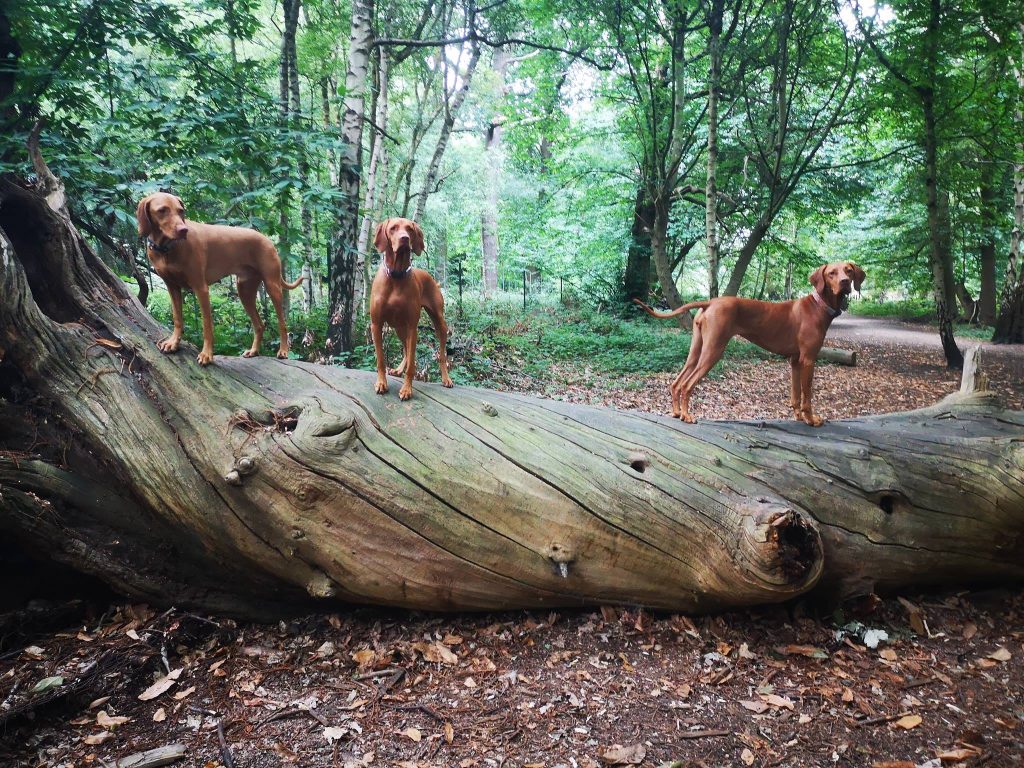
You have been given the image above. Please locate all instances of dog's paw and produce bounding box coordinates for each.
[441,376,454,388]
[399,385,413,401]
[374,380,389,395]
[680,414,697,424]
[276,348,288,360]
[157,338,180,353]
[197,350,214,366]
[387,366,404,377]
[802,413,824,427]
[241,349,259,358]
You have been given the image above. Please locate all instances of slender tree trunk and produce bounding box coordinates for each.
[414,44,481,222]
[723,214,772,296]
[327,0,373,357]
[357,49,390,277]
[624,187,655,303]
[993,24,1024,344]
[436,222,448,287]
[705,0,724,298]
[481,47,510,297]
[978,159,998,325]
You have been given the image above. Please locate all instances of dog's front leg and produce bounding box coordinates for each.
[371,320,389,394]
[797,358,823,427]
[399,325,418,401]
[195,285,215,366]
[158,283,185,354]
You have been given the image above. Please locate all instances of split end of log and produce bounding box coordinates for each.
[734,501,824,601]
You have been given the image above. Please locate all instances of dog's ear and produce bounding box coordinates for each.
[809,265,826,294]
[848,262,866,292]
[172,195,185,215]
[373,219,390,253]
[136,197,152,237]
[410,221,425,255]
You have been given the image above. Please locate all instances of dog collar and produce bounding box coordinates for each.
[384,261,412,278]
[810,290,841,318]
[146,237,175,254]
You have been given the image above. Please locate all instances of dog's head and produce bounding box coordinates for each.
[810,261,866,299]
[373,217,424,274]
[137,192,189,243]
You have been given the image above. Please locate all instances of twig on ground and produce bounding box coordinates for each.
[216,719,235,768]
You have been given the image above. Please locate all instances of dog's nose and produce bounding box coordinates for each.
[176,226,189,238]
[398,233,410,243]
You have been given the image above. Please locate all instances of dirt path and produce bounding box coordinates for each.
[829,314,1024,358]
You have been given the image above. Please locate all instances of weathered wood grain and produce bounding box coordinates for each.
[1,178,1022,617]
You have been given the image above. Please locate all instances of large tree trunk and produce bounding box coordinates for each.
[2,179,1023,618]
[326,0,373,357]
[993,23,1024,345]
[623,187,655,304]
[978,158,998,325]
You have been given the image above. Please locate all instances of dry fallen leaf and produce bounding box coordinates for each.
[897,597,927,635]
[138,668,182,701]
[741,700,770,713]
[153,707,166,722]
[988,647,1012,662]
[894,714,922,730]
[444,721,454,743]
[962,623,978,640]
[402,727,422,742]
[173,685,196,700]
[413,641,458,665]
[776,644,827,658]
[84,732,113,745]
[601,743,646,765]
[872,762,914,768]
[879,648,898,661]
[272,742,299,763]
[740,747,755,765]
[936,747,980,762]
[96,710,130,728]
[350,649,376,670]
[763,694,795,710]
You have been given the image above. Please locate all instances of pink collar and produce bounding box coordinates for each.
[810,290,841,318]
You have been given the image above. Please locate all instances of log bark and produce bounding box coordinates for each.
[817,347,856,366]
[1,178,1023,618]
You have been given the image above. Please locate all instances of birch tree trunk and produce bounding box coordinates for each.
[978,158,998,325]
[356,49,390,276]
[327,0,373,356]
[414,44,481,223]
[705,0,724,298]
[481,47,510,297]
[1,177,1023,618]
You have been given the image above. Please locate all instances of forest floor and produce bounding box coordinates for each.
[2,314,1023,768]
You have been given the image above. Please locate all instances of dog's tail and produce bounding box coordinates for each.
[632,298,711,319]
[282,272,305,290]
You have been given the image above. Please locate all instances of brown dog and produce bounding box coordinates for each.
[635,261,865,426]
[369,217,453,400]
[137,192,303,365]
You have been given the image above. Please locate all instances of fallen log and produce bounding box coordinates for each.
[1,175,1022,617]
[817,347,857,366]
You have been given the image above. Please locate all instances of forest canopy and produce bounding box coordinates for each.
[1,0,1022,363]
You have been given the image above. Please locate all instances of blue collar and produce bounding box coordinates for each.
[810,289,841,318]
